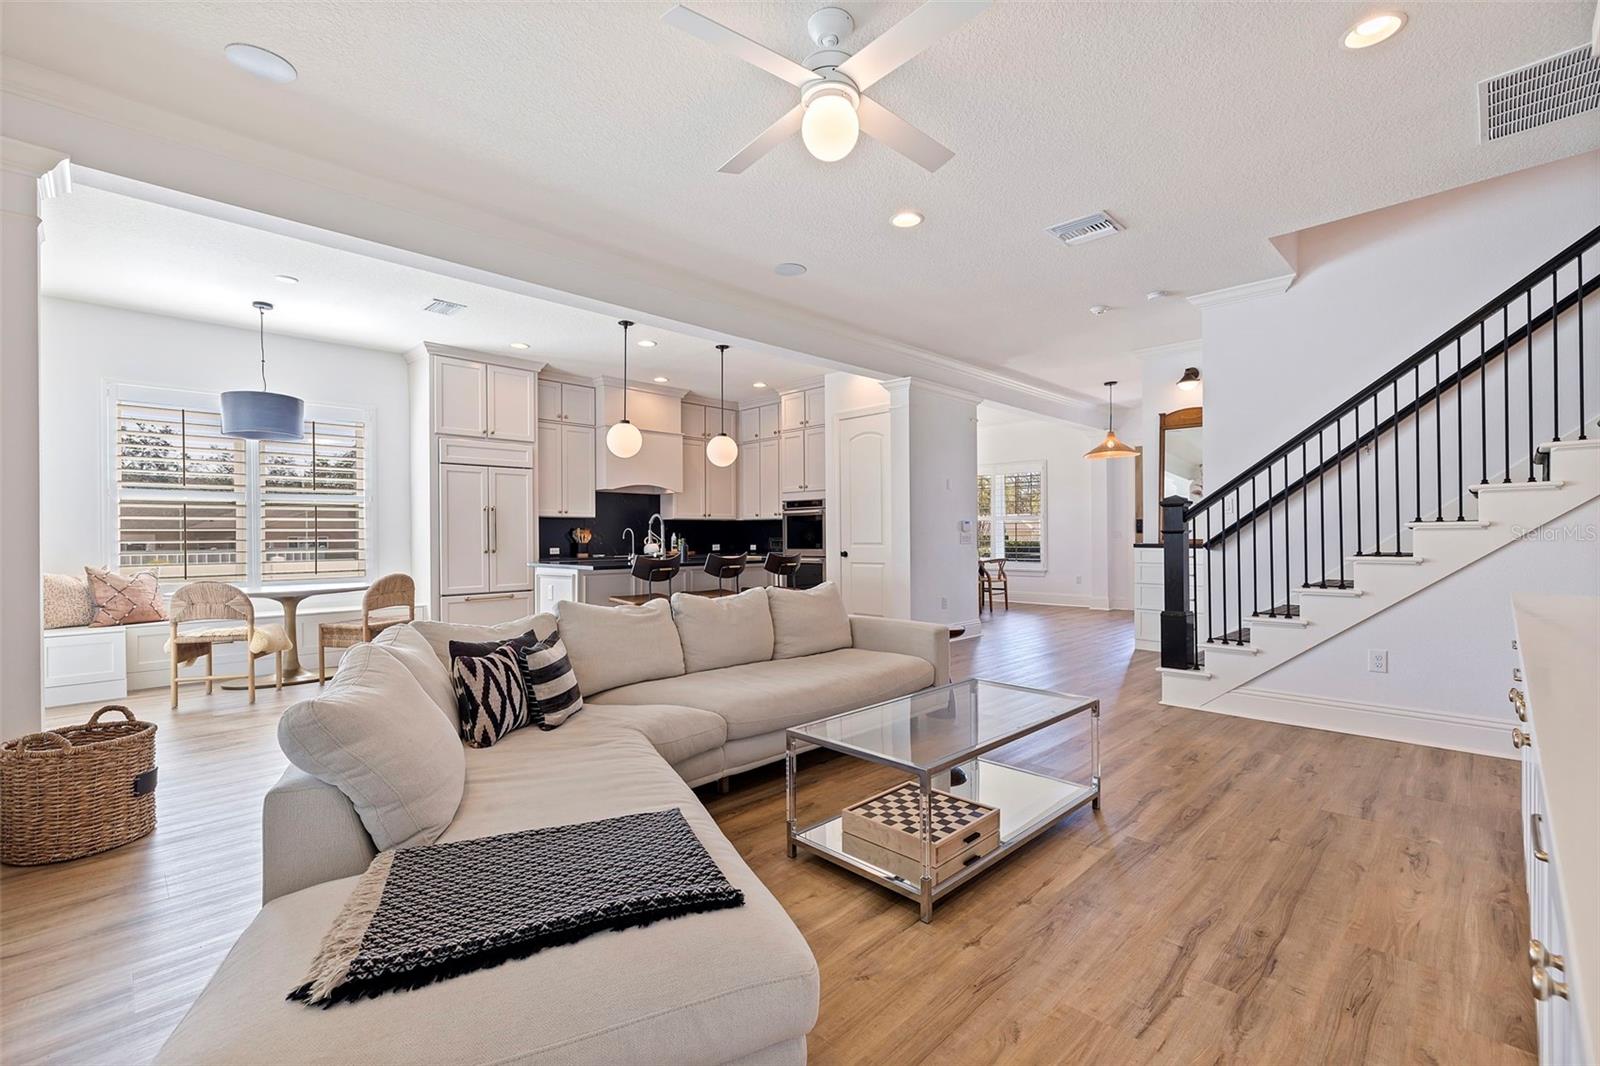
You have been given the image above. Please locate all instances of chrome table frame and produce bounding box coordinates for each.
[784,678,1101,923]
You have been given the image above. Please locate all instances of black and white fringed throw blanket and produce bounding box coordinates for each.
[289,808,744,1007]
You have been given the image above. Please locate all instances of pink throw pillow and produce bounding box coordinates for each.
[85,567,168,626]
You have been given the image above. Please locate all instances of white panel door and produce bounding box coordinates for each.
[561,384,595,426]
[779,391,806,431]
[836,412,892,616]
[561,424,596,517]
[804,387,825,427]
[488,467,534,592]
[537,421,564,516]
[759,404,780,439]
[434,357,487,437]
[803,425,826,492]
[486,364,537,441]
[779,430,804,494]
[679,439,706,517]
[706,450,736,517]
[759,438,781,517]
[739,444,760,517]
[438,463,491,596]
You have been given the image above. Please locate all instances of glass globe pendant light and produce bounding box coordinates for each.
[706,344,739,468]
[605,319,644,458]
[221,300,304,441]
[1083,380,1137,460]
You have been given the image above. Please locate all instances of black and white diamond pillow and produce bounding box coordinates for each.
[450,645,529,748]
[524,631,583,730]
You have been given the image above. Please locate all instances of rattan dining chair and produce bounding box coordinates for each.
[317,573,416,682]
[166,581,291,709]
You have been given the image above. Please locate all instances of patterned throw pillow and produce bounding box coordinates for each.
[450,645,529,749]
[42,573,94,628]
[523,631,583,730]
[84,567,168,627]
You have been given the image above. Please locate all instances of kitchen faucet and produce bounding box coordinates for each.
[644,513,665,557]
[622,527,636,560]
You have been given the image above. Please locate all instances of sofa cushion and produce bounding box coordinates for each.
[576,703,727,766]
[371,624,458,725]
[766,582,851,659]
[156,723,819,1066]
[670,587,773,672]
[277,643,465,851]
[555,598,686,695]
[412,613,557,671]
[589,647,936,740]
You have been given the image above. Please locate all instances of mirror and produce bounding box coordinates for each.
[1160,407,1203,503]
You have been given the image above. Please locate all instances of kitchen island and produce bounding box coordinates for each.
[532,554,782,615]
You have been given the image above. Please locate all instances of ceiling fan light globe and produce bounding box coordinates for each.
[606,419,643,459]
[801,94,860,162]
[706,434,739,468]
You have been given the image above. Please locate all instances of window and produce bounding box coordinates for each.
[977,463,1045,569]
[113,394,368,585]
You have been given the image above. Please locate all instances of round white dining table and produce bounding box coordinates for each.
[220,581,371,688]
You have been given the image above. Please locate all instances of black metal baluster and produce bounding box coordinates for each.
[1250,477,1259,617]
[1455,336,1464,520]
[1318,432,1328,586]
[1392,380,1401,551]
[1266,463,1275,615]
[1220,501,1229,643]
[1503,305,1512,483]
[1527,289,1536,481]
[1552,272,1560,444]
[1580,255,1588,440]
[1433,354,1442,521]
[1480,321,1488,490]
[1205,508,1214,644]
[1372,393,1382,554]
[1337,417,1346,583]
[1354,401,1364,555]
[1235,489,1244,638]
[1300,442,1309,589]
[1413,364,1422,523]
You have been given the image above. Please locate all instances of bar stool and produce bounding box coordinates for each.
[703,553,746,596]
[764,551,802,588]
[629,552,681,601]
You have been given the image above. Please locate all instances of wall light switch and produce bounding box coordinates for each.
[1368,649,1389,674]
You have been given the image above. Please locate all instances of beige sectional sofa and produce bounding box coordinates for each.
[158,585,948,1066]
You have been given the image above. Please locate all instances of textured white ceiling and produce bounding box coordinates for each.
[8,1,1599,401]
[39,185,827,401]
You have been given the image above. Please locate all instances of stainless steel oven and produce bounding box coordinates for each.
[781,499,824,559]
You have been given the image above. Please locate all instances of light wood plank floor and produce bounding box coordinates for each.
[0,606,1533,1065]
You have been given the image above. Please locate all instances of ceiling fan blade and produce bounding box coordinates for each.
[856,97,955,172]
[662,5,818,88]
[837,1,990,91]
[719,105,805,174]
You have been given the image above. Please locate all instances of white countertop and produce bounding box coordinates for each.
[1513,593,1600,1038]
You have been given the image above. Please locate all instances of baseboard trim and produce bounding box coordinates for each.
[1006,593,1110,610]
[1164,685,1512,758]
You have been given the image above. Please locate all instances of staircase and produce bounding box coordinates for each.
[1159,226,1599,716]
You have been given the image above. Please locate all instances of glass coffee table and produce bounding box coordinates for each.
[785,678,1100,922]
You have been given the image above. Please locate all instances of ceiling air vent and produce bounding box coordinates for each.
[422,298,467,316]
[1478,45,1600,143]
[1046,211,1124,246]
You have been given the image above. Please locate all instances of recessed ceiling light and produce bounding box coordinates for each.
[774,262,807,277]
[1343,12,1405,49]
[891,210,924,229]
[1145,289,1170,301]
[636,339,658,348]
[274,274,299,285]
[653,376,670,384]
[752,381,768,389]
[223,42,298,84]
[1089,304,1111,316]
[509,342,530,350]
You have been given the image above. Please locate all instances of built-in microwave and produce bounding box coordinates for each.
[781,499,824,559]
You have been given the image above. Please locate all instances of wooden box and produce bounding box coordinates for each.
[839,781,1000,868]
[843,829,999,886]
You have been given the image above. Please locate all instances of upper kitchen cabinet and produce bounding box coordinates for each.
[538,420,596,518]
[537,381,596,426]
[778,386,823,432]
[740,401,779,442]
[433,354,537,441]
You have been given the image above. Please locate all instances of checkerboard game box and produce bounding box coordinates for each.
[839,781,999,867]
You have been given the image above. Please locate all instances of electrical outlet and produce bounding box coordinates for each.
[1368,649,1389,674]
[749,543,758,552]
[1075,575,1083,586]
[940,596,949,610]
[711,543,721,551]
[547,547,559,556]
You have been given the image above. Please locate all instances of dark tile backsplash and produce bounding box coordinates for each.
[537,492,783,559]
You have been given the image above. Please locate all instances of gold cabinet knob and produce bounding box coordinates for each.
[1508,687,1527,722]
[1531,965,1569,1001]
[1530,939,1566,971]
[1512,727,1531,750]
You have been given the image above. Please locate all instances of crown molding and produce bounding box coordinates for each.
[1186,274,1295,310]
[593,374,687,400]
[1133,339,1203,359]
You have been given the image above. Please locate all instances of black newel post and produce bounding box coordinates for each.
[1160,496,1197,670]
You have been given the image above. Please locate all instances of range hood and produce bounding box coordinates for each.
[593,378,686,495]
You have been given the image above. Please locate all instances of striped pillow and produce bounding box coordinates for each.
[450,645,529,748]
[523,632,583,730]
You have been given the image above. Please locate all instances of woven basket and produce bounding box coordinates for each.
[0,706,158,865]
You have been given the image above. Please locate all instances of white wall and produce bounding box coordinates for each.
[1136,342,1204,540]
[976,414,1113,609]
[1204,151,1600,487]
[906,384,979,628]
[39,298,412,608]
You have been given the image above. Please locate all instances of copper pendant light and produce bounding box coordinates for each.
[1084,380,1137,460]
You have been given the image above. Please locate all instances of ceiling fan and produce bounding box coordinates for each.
[662,2,989,174]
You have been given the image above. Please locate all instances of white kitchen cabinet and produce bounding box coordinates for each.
[439,592,533,625]
[538,382,596,426]
[759,437,781,517]
[707,452,736,517]
[487,364,538,441]
[740,402,778,442]
[805,388,825,428]
[537,421,563,516]
[682,402,707,440]
[537,421,596,517]
[779,391,806,432]
[487,467,535,592]
[779,430,804,494]
[435,357,488,438]
[760,404,780,439]
[803,425,826,492]
[675,438,706,517]
[438,464,492,597]
[739,445,760,518]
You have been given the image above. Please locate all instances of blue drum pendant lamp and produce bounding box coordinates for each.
[221,300,304,441]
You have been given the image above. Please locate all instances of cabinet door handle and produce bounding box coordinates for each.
[1530,812,1549,863]
[1508,687,1526,721]
[1531,965,1569,1001]
[1530,938,1566,971]
[1511,727,1530,749]
[462,593,515,603]
[490,506,497,554]
[483,507,490,553]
